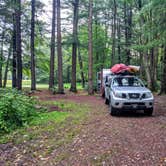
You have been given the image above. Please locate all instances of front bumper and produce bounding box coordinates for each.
[111,96,154,110]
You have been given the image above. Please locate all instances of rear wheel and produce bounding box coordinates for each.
[144,107,153,116]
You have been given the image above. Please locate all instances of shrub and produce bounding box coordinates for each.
[0,88,37,133]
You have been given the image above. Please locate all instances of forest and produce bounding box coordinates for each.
[0,0,166,165]
[0,0,165,94]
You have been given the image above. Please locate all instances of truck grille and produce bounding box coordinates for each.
[128,93,140,99]
[124,102,145,106]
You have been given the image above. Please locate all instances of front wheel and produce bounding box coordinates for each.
[144,107,153,116]
[109,104,117,116]
[105,98,109,105]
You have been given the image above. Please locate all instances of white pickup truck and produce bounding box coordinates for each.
[104,75,154,116]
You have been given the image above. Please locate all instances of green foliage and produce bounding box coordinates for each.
[0,100,90,145]
[0,88,37,133]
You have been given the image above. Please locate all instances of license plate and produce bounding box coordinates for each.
[133,104,137,108]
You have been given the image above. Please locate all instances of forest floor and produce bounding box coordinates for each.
[0,90,166,166]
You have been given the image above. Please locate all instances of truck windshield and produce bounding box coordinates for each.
[112,77,144,87]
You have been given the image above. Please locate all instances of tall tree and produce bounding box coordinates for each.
[0,22,6,88]
[57,0,64,93]
[78,44,85,88]
[49,0,56,89]
[124,1,132,65]
[117,18,121,63]
[160,47,166,94]
[31,0,36,90]
[15,0,22,90]
[3,42,12,88]
[12,12,17,88]
[111,0,117,66]
[70,0,79,92]
[88,0,93,95]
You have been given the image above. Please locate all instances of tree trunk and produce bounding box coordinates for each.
[150,47,157,91]
[57,0,64,94]
[49,0,56,89]
[3,43,12,88]
[160,47,166,94]
[31,0,36,90]
[0,23,5,88]
[78,45,85,88]
[94,4,99,71]
[117,18,121,63]
[127,4,132,64]
[124,2,132,65]
[124,1,128,64]
[15,0,22,90]
[143,52,152,88]
[70,0,79,92]
[12,13,17,88]
[88,0,93,95]
[138,0,144,78]
[111,0,117,66]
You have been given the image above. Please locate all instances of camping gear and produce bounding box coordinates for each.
[110,64,140,74]
[128,65,140,73]
[111,64,130,74]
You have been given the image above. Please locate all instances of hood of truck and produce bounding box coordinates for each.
[112,86,151,93]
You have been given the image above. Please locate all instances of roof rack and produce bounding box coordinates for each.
[112,71,136,76]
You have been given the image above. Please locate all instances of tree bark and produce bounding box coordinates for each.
[3,43,12,88]
[117,18,121,63]
[94,3,99,71]
[111,0,117,66]
[160,47,166,94]
[78,45,85,88]
[88,0,93,95]
[49,0,56,89]
[31,0,36,90]
[12,12,17,88]
[57,0,64,94]
[0,22,5,88]
[70,0,79,92]
[124,2,132,65]
[150,47,158,91]
[15,0,22,90]
[143,52,152,88]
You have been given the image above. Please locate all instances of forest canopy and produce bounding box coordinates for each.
[0,0,166,94]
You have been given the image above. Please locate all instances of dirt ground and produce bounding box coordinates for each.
[0,90,166,166]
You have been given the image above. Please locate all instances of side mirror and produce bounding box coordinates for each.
[145,83,148,87]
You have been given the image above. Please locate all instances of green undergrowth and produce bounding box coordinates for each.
[0,100,90,148]
[0,88,37,133]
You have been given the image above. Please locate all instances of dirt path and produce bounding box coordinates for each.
[35,90,166,165]
[1,91,166,165]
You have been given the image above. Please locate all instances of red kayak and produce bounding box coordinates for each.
[111,64,130,74]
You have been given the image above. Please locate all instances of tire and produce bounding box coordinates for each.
[144,107,153,116]
[110,105,117,116]
[105,98,109,105]
[102,91,105,98]
[109,100,117,116]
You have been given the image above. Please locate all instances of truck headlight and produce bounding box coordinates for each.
[113,92,126,98]
[144,92,153,99]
